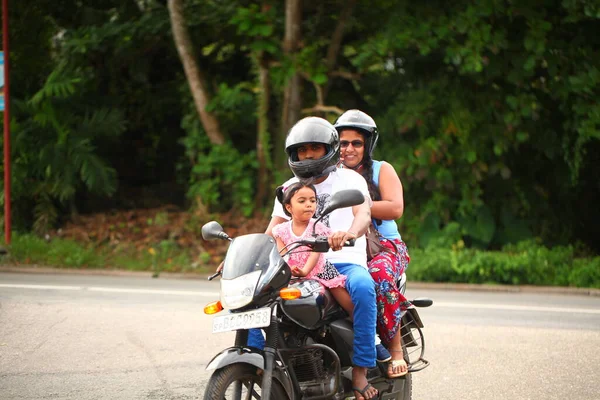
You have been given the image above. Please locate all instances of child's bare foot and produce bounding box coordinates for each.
[352,366,378,399]
[387,349,408,378]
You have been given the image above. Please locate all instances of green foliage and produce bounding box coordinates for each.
[408,239,600,288]
[10,65,123,234]
[352,0,600,251]
[229,4,279,55]
[569,257,600,288]
[0,233,196,273]
[180,112,257,216]
[3,233,100,268]
[4,0,600,258]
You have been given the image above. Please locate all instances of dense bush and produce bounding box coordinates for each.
[408,239,600,288]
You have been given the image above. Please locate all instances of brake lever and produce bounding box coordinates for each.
[208,270,222,281]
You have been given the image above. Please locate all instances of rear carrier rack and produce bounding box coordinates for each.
[401,306,430,372]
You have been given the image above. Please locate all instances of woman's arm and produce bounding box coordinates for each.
[371,161,404,220]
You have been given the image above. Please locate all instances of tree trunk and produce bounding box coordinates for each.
[323,0,357,100]
[277,0,303,170]
[167,0,224,145]
[255,53,272,212]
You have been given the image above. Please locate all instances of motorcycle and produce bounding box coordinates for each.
[201,189,432,400]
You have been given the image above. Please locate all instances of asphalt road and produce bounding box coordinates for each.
[1,271,599,400]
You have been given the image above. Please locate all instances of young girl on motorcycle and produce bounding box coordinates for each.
[272,182,354,316]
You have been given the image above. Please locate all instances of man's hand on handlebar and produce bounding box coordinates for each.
[328,231,357,251]
[208,261,224,281]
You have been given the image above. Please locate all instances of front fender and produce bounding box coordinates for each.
[206,347,295,399]
[206,346,264,371]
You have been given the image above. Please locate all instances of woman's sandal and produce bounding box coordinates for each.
[387,350,408,378]
[352,383,379,400]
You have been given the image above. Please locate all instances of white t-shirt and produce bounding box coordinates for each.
[271,168,372,268]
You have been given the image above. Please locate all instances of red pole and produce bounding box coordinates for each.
[3,0,11,244]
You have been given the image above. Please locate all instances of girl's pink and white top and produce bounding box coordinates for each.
[272,219,346,288]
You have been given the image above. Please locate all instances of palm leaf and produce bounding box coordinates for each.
[79,108,126,138]
[29,69,82,106]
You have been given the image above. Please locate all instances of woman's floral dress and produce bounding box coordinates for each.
[368,237,411,344]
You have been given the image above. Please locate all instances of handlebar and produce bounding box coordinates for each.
[207,270,222,281]
[286,235,355,255]
[210,235,356,279]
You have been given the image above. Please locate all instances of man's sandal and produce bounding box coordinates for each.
[352,383,379,400]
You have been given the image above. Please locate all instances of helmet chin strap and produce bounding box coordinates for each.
[320,165,338,180]
[348,162,364,172]
[341,158,364,172]
[300,165,337,184]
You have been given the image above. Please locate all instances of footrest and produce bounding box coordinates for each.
[408,358,430,373]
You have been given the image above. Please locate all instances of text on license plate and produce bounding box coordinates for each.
[212,307,271,333]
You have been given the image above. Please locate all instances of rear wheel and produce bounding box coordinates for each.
[203,363,288,400]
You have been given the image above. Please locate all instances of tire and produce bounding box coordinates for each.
[203,363,289,400]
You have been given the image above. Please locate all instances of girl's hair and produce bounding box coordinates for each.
[275,182,318,218]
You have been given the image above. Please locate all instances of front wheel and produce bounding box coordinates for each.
[203,363,289,400]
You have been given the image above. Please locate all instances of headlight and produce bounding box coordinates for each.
[220,270,262,310]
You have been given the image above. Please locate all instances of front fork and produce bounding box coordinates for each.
[260,306,280,400]
[230,306,281,400]
[232,330,249,399]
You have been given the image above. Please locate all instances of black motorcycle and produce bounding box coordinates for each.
[201,189,432,400]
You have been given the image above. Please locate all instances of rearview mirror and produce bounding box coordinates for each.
[320,189,365,216]
[201,221,230,241]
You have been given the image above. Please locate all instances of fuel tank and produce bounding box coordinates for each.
[280,279,346,330]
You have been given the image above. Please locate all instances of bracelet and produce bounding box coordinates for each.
[347,231,358,238]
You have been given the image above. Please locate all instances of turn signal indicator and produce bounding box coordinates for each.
[279,287,301,300]
[204,301,223,315]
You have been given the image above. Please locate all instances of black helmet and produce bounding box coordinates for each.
[285,117,340,180]
[333,109,379,158]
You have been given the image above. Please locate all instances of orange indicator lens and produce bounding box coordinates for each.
[279,287,302,300]
[204,301,224,314]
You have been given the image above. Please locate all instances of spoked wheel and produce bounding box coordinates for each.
[203,363,288,400]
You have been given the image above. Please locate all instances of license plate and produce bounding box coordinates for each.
[212,307,271,333]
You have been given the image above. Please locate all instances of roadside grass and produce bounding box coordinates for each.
[2,233,598,288]
[0,232,214,276]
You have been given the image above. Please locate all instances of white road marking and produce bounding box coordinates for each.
[433,301,600,315]
[87,287,218,297]
[1,284,598,314]
[0,283,219,297]
[0,284,82,290]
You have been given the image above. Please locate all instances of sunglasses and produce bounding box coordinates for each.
[340,140,364,149]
